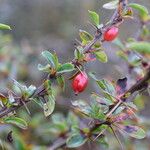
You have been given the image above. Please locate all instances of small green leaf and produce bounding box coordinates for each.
[91,93,113,106]
[66,134,87,148]
[12,79,29,98]
[57,75,65,90]
[103,0,119,10]
[89,73,116,98]
[27,85,36,97]
[90,101,106,120]
[97,79,115,95]
[3,117,28,129]
[127,42,150,54]
[119,125,146,139]
[44,80,52,95]
[74,47,85,60]
[38,64,51,72]
[88,10,100,27]
[53,52,59,69]
[72,100,91,116]
[79,30,93,45]
[0,23,11,30]
[57,63,74,74]
[129,3,149,21]
[42,50,57,67]
[43,95,55,117]
[94,51,108,63]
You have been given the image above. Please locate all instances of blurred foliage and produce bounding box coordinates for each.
[0,0,150,150]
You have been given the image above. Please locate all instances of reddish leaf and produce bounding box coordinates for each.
[116,77,127,95]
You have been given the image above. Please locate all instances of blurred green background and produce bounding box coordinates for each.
[0,0,150,150]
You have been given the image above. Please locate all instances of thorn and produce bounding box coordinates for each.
[110,126,124,150]
[93,128,107,141]
[21,99,31,115]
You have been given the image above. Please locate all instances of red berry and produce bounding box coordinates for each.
[72,72,88,94]
[103,26,119,41]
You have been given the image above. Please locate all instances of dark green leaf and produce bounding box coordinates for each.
[42,51,58,68]
[57,63,74,74]
[3,117,28,129]
[91,93,113,106]
[66,134,87,148]
[88,10,100,27]
[97,79,115,95]
[72,100,91,116]
[90,101,105,120]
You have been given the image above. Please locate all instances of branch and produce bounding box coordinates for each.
[89,66,150,134]
[0,83,46,118]
[0,0,125,119]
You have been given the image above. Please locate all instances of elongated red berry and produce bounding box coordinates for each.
[104,26,119,41]
[72,72,88,94]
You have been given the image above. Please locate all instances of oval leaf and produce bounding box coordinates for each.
[79,30,93,45]
[97,79,115,95]
[94,51,108,63]
[43,96,55,117]
[3,117,28,129]
[103,0,119,10]
[42,51,56,67]
[66,134,87,148]
[0,23,11,30]
[57,75,65,90]
[127,42,150,54]
[119,125,146,139]
[57,63,74,74]
[129,3,149,20]
[88,10,100,27]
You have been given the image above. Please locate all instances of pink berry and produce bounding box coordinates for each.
[104,26,119,41]
[72,72,88,94]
